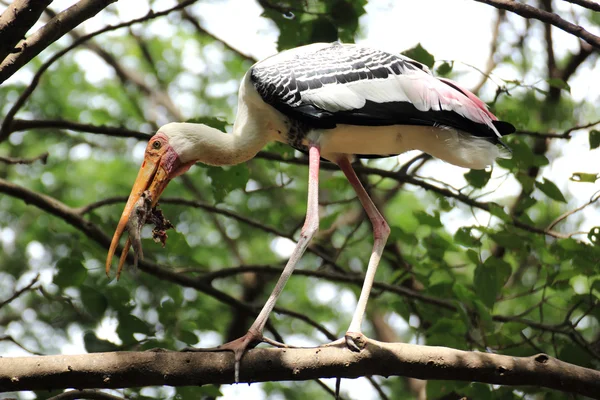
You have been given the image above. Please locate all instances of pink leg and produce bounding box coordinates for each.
[220,144,321,382]
[337,156,390,350]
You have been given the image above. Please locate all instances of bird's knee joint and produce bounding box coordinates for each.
[374,221,390,240]
[301,223,319,239]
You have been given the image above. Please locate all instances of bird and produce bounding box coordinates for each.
[105,41,515,381]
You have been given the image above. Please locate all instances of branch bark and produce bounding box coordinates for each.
[0,0,52,63]
[0,0,117,84]
[472,0,600,49]
[0,342,598,398]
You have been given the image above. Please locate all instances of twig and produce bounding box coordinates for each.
[0,335,43,355]
[562,0,600,12]
[472,9,505,94]
[0,151,48,165]
[472,0,600,49]
[546,189,600,231]
[0,274,40,309]
[0,0,118,84]
[517,118,600,139]
[47,389,124,400]
[9,119,150,139]
[181,10,257,63]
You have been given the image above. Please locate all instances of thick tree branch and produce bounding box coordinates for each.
[472,0,600,49]
[0,342,598,398]
[0,0,52,62]
[0,0,117,84]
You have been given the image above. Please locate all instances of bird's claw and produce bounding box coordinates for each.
[322,332,368,352]
[182,330,263,383]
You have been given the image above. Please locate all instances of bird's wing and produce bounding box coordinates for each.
[250,43,514,139]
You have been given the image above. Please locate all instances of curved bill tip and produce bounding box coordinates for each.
[105,147,170,278]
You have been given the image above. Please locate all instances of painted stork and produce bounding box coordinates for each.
[105,42,515,381]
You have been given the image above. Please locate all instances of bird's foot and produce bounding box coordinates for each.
[323,331,368,352]
[182,329,263,383]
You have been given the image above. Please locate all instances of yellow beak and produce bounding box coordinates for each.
[105,145,171,279]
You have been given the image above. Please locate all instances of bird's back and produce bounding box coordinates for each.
[248,42,514,168]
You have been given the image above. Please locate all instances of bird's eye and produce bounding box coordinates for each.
[152,141,161,150]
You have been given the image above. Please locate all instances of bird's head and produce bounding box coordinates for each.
[105,124,195,277]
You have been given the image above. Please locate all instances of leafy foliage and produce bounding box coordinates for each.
[0,0,599,399]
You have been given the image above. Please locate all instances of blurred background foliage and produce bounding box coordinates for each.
[0,0,599,399]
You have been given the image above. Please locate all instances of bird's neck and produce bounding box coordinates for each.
[172,119,270,167]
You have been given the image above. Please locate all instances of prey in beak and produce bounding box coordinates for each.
[105,132,189,279]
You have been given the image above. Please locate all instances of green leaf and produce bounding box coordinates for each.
[389,226,418,245]
[413,210,443,228]
[204,164,250,203]
[401,43,435,68]
[546,78,571,92]
[54,258,87,288]
[80,285,108,318]
[488,202,511,222]
[117,312,152,345]
[466,249,480,264]
[177,329,198,345]
[309,18,338,43]
[474,263,497,308]
[489,231,525,249]
[559,342,593,368]
[453,282,476,305]
[535,178,567,203]
[454,227,481,247]
[570,172,598,183]
[590,130,600,150]
[436,61,453,76]
[473,258,510,309]
[84,331,119,353]
[465,383,494,399]
[464,168,491,188]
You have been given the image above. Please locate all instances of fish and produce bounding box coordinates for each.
[118,191,174,279]
[125,190,153,268]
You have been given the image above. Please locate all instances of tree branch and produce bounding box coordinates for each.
[0,151,48,165]
[0,0,52,62]
[9,119,151,140]
[0,0,117,84]
[0,342,598,398]
[562,0,600,12]
[47,389,124,400]
[0,274,39,309]
[472,0,600,49]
